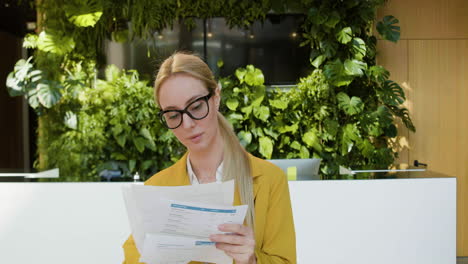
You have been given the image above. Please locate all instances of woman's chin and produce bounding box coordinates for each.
[185,140,208,153]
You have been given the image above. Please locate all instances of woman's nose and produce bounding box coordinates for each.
[181,113,195,129]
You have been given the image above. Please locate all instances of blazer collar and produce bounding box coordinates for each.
[171,152,262,186]
[248,153,262,178]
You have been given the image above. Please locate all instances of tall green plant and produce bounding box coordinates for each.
[6,57,62,113]
[7,0,414,180]
[14,62,184,181]
[220,62,413,178]
[220,65,319,161]
[297,1,414,177]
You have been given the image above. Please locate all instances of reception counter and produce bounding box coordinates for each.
[0,176,456,264]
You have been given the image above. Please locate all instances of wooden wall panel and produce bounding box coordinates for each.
[376,40,410,167]
[377,0,468,255]
[377,0,468,40]
[408,41,455,175]
[407,40,468,256]
[454,40,468,256]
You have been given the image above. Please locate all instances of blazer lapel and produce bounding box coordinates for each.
[170,152,191,186]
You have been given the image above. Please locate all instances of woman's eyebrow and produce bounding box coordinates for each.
[162,94,205,110]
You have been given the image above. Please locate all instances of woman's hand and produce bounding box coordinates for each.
[209,223,257,264]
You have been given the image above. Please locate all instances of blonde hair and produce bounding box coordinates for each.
[154,52,255,229]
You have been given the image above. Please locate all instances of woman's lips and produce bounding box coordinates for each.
[188,133,203,143]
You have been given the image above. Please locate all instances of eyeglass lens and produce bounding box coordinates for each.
[161,97,210,129]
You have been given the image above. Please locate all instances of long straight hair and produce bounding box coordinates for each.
[154,52,255,229]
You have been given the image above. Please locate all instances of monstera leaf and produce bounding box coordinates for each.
[37,31,75,55]
[388,105,416,132]
[351,38,366,60]
[65,0,103,27]
[6,57,42,97]
[308,7,328,25]
[323,59,353,87]
[367,65,390,83]
[336,27,352,44]
[357,139,374,158]
[377,15,400,43]
[324,11,341,28]
[311,55,326,68]
[344,59,367,76]
[64,111,78,130]
[37,81,63,108]
[337,92,364,115]
[320,40,338,58]
[27,88,40,109]
[371,105,393,125]
[6,72,23,96]
[22,34,38,49]
[377,80,405,106]
[341,123,360,155]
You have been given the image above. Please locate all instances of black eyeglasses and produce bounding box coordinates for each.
[158,93,213,129]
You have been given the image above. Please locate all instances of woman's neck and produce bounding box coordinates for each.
[189,130,224,183]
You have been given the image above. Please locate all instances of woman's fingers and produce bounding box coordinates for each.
[210,224,256,264]
[215,242,248,253]
[210,232,255,246]
[218,223,252,236]
[210,233,245,245]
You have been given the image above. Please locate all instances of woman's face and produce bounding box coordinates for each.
[158,73,220,153]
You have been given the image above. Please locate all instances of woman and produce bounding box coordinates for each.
[122,52,296,264]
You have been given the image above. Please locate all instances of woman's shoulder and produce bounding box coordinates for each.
[248,153,286,182]
[144,165,174,186]
[144,153,188,186]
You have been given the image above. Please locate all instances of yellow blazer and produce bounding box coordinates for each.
[122,152,296,264]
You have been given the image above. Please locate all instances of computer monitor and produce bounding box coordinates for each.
[267,158,321,181]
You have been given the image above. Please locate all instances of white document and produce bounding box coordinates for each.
[140,200,247,264]
[141,233,228,264]
[122,180,247,264]
[122,180,235,253]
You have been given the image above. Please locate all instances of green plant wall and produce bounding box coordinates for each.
[6,0,414,180]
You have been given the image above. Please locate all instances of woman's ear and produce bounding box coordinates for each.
[214,84,221,111]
